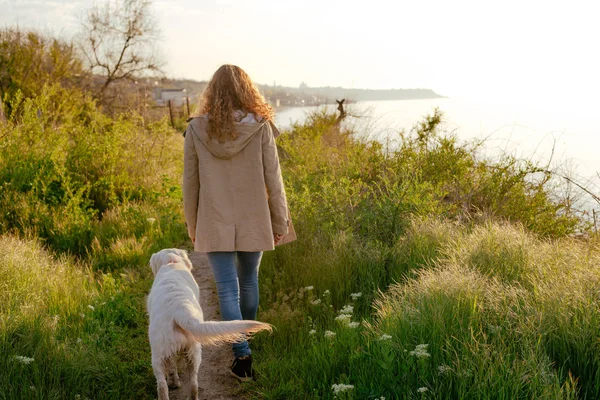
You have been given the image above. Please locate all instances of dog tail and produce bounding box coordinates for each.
[173,307,272,345]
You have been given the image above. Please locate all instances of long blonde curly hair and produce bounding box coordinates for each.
[198,65,274,142]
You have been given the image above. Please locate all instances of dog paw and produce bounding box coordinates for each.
[167,380,181,390]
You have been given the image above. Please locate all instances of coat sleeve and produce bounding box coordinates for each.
[183,127,200,240]
[262,123,289,235]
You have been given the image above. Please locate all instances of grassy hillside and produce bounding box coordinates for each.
[0,84,187,399]
[247,111,598,399]
[252,219,599,399]
[1,85,598,399]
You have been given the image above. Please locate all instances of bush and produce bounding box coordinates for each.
[0,27,84,116]
[0,84,184,258]
[2,94,595,399]
[249,110,594,399]
[0,81,189,398]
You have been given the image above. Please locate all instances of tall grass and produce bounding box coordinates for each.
[2,86,597,399]
[0,236,150,399]
[252,219,599,399]
[248,111,598,399]
[0,84,188,399]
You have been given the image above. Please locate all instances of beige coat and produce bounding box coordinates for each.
[183,116,294,252]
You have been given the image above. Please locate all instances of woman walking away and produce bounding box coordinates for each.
[182,64,294,381]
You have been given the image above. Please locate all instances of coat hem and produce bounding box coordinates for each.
[193,245,275,253]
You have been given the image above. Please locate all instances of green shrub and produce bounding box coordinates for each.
[2,93,595,399]
[278,108,581,248]
[0,27,84,116]
[0,84,184,259]
[250,110,594,398]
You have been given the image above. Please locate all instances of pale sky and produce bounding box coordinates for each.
[1,0,599,104]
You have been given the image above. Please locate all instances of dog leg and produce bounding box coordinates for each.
[186,343,202,400]
[152,357,169,400]
[166,355,181,389]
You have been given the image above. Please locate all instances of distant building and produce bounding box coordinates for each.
[154,88,187,106]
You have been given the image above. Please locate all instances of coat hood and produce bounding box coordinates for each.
[186,115,280,160]
[186,116,267,159]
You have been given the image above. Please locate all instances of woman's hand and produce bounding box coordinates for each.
[274,233,284,245]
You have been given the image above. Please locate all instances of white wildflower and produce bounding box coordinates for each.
[323,289,331,296]
[87,305,95,311]
[80,313,85,318]
[410,344,431,358]
[146,218,156,224]
[335,314,351,323]
[14,355,34,364]
[332,383,354,395]
[350,292,362,300]
[324,330,336,339]
[487,324,502,335]
[304,286,314,291]
[339,305,354,315]
[309,329,316,335]
[438,364,452,375]
[347,322,360,329]
[311,299,322,305]
[380,397,385,400]
[417,387,428,393]
[77,338,82,344]
[379,334,392,341]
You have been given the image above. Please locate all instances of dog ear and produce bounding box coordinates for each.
[175,249,193,270]
[149,253,161,276]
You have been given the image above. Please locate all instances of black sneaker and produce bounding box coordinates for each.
[230,355,254,382]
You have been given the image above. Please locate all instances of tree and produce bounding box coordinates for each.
[0,28,84,115]
[79,0,163,103]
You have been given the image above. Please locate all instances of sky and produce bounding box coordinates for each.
[1,0,599,105]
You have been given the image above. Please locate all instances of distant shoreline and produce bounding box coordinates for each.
[165,78,444,107]
[273,96,447,112]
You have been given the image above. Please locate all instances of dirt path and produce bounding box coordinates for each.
[169,251,242,400]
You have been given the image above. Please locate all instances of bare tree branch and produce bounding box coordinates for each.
[78,0,164,106]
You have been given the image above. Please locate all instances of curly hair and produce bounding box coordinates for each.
[198,65,274,142]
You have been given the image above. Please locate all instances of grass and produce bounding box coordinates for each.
[1,84,598,399]
[0,85,188,399]
[244,111,598,399]
[250,219,598,399]
[1,235,150,399]
[0,202,188,399]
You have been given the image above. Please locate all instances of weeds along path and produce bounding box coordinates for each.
[169,251,243,400]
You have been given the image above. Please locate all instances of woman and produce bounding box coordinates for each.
[182,64,293,381]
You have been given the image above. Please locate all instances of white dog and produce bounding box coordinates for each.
[147,248,272,400]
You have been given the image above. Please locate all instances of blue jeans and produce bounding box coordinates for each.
[206,251,262,358]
